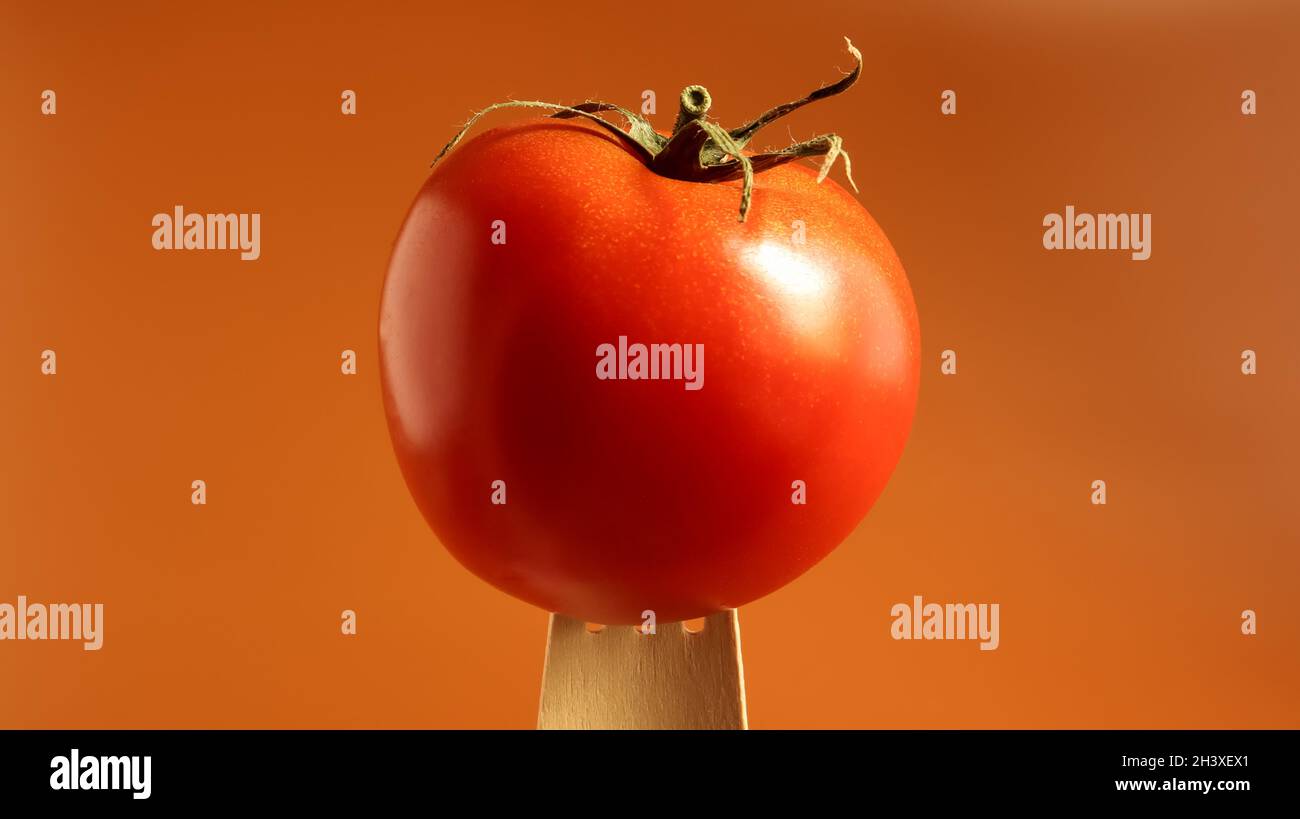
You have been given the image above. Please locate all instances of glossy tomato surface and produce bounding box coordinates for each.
[380,119,919,624]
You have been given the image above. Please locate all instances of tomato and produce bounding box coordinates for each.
[380,46,919,624]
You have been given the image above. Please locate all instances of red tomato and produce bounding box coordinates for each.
[380,119,919,624]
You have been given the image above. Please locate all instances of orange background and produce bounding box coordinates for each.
[2,0,1297,728]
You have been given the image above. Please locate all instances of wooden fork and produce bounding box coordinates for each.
[537,610,748,729]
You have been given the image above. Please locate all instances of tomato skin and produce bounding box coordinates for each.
[380,119,919,625]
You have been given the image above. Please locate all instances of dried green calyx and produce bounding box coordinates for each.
[431,37,863,222]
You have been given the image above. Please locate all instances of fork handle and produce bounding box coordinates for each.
[537,609,747,729]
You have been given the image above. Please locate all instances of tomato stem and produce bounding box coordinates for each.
[432,38,863,222]
[671,85,712,135]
